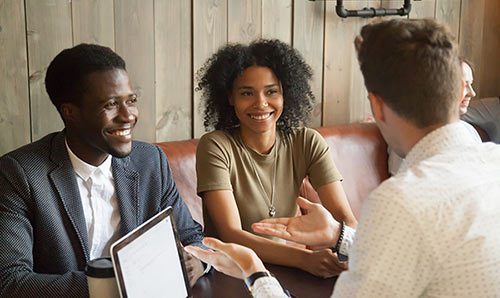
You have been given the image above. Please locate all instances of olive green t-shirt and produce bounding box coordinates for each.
[196,127,342,239]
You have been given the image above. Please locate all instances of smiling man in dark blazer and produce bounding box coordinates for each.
[0,44,206,297]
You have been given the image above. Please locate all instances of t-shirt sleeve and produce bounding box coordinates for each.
[196,132,233,195]
[303,128,343,189]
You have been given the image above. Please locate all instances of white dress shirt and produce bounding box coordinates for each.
[333,121,500,297]
[388,120,481,175]
[66,142,121,260]
[251,122,500,297]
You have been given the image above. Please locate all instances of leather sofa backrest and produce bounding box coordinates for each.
[301,123,389,218]
[156,123,388,225]
[156,139,202,225]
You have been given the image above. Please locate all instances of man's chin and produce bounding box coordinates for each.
[112,152,131,158]
[108,145,132,158]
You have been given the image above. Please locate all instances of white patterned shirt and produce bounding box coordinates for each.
[333,121,500,297]
[66,142,121,260]
[388,120,481,175]
[251,122,500,297]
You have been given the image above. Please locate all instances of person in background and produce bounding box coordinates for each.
[0,44,208,297]
[388,56,481,175]
[195,39,357,278]
[462,96,500,143]
[186,18,500,297]
[457,57,477,115]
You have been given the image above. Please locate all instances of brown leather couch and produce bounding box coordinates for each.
[156,123,389,225]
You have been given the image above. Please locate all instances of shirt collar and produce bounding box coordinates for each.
[65,140,113,181]
[400,121,478,172]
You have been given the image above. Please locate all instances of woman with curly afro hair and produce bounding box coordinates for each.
[195,39,357,277]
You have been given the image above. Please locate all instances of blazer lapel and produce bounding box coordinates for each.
[49,132,90,261]
[112,156,139,235]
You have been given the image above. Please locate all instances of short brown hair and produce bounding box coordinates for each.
[355,19,461,128]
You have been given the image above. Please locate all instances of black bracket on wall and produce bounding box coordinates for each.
[309,0,412,18]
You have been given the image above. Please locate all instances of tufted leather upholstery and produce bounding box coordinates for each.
[156,123,389,225]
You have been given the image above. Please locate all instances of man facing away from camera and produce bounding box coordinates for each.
[186,18,500,298]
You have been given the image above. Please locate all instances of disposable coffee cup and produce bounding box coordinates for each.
[85,257,120,298]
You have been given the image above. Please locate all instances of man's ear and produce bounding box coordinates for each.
[60,103,79,124]
[367,92,385,123]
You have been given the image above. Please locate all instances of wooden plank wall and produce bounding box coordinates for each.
[479,0,500,98]
[155,0,193,141]
[1,0,499,155]
[25,0,72,142]
[0,0,30,155]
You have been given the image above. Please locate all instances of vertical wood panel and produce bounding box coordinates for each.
[323,1,379,125]
[435,0,461,39]
[1,0,498,154]
[114,0,155,142]
[0,0,30,154]
[72,0,115,48]
[154,0,192,142]
[458,0,485,98]
[323,1,354,125]
[293,0,325,127]
[409,0,436,19]
[478,0,500,98]
[262,0,292,43]
[26,0,72,141]
[348,1,381,123]
[193,0,228,138]
[228,0,261,42]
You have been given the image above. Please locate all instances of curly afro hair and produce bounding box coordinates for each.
[196,39,315,135]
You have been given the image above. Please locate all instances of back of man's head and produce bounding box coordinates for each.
[355,18,461,128]
[45,43,126,114]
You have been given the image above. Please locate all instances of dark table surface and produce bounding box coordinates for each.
[192,264,336,298]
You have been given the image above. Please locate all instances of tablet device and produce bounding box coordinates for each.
[110,207,191,298]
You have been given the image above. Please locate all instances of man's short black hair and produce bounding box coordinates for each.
[45,43,126,113]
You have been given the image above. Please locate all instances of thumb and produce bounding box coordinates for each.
[201,238,238,262]
[202,237,226,250]
[296,196,315,211]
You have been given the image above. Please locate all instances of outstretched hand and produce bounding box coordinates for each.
[184,238,267,280]
[252,197,340,247]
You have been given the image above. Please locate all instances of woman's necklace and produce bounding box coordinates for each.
[242,140,278,217]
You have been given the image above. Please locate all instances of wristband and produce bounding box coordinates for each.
[331,221,352,262]
[332,221,345,253]
[331,221,349,261]
[245,271,272,289]
[338,224,355,262]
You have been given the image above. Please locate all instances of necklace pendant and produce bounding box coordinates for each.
[269,206,276,217]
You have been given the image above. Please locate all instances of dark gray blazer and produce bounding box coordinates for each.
[0,131,204,297]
